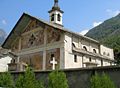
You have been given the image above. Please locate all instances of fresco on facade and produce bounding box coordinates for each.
[20,52,43,70]
[21,27,44,49]
[11,39,19,52]
[23,19,45,33]
[46,48,60,70]
[47,27,61,43]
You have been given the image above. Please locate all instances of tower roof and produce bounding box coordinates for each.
[48,0,64,13]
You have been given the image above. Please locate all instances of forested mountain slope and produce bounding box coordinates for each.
[85,13,120,64]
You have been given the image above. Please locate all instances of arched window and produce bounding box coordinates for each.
[51,14,54,21]
[101,59,103,66]
[74,55,77,63]
[57,14,61,21]
[103,52,106,55]
[83,46,87,51]
[107,53,110,56]
[89,57,92,62]
[93,49,97,53]
[72,43,76,48]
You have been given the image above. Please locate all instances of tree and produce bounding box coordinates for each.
[90,72,116,88]
[0,72,14,88]
[35,80,45,88]
[15,67,45,88]
[23,68,36,88]
[90,73,101,88]
[101,73,116,88]
[48,70,69,88]
[15,74,24,88]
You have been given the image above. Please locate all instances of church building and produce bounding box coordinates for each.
[2,0,115,71]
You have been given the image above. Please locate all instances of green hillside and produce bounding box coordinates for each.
[85,13,120,64]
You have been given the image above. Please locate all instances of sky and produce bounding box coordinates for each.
[0,0,120,35]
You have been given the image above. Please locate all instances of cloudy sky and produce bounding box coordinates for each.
[0,0,120,35]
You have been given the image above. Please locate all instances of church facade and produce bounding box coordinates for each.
[2,0,115,71]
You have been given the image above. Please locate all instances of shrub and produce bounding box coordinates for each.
[0,72,14,88]
[23,68,37,88]
[90,73,101,88]
[90,72,116,88]
[35,80,45,88]
[101,73,116,88]
[15,74,24,88]
[48,70,69,88]
[15,67,45,88]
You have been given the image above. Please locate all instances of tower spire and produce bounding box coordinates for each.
[54,0,58,7]
[55,0,58,3]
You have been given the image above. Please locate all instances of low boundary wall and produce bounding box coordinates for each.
[11,66,120,88]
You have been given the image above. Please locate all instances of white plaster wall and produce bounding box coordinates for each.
[96,59,101,66]
[64,33,114,69]
[78,38,82,49]
[81,39,90,51]
[73,36,79,48]
[60,47,65,69]
[83,56,89,62]
[81,39,100,54]
[83,56,96,64]
[100,45,114,59]
[92,59,96,63]
[83,56,91,67]
[64,33,72,53]
[64,52,82,69]
[68,34,100,55]
[64,52,73,68]
[64,33,72,68]
[0,56,12,72]
[96,59,111,67]
[91,43,99,54]
[64,33,82,68]
[103,60,110,66]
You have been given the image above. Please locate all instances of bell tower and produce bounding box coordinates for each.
[48,0,64,26]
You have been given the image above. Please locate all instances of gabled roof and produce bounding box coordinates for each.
[2,13,99,49]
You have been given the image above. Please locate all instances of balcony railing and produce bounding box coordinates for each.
[72,47,114,61]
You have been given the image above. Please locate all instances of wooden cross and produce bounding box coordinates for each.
[50,57,57,70]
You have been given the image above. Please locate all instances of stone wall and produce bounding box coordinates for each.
[11,66,120,88]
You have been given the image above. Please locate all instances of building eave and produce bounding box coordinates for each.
[2,13,31,49]
[48,8,64,13]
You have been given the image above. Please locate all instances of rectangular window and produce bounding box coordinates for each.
[74,55,77,63]
[101,60,103,66]
[89,58,92,62]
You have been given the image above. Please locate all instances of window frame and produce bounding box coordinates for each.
[51,14,54,21]
[74,55,77,63]
[57,14,61,21]
[93,49,97,53]
[83,46,87,51]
